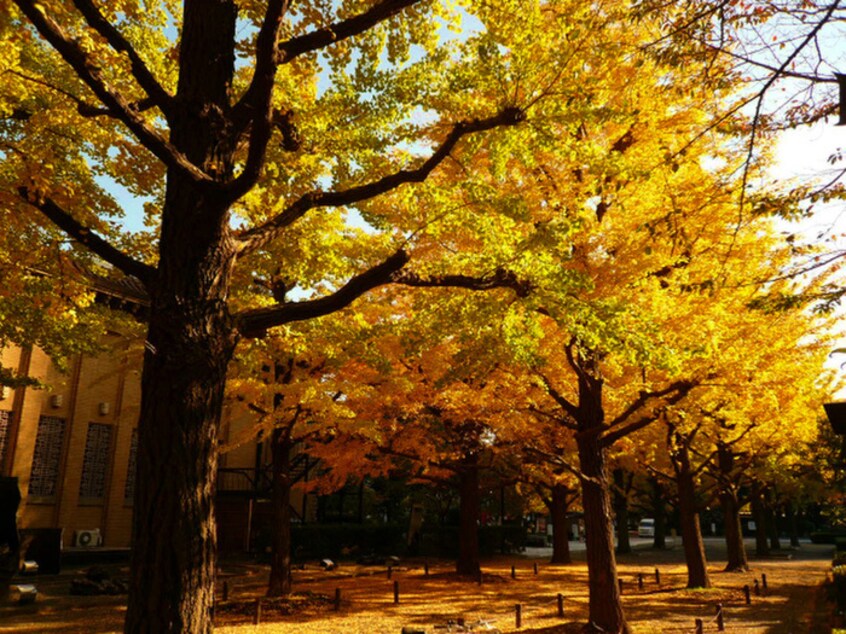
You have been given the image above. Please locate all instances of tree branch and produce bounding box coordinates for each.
[69,0,174,114]
[730,0,841,255]
[534,372,580,421]
[523,446,598,486]
[236,249,410,337]
[236,107,526,253]
[13,0,213,187]
[600,380,696,447]
[392,266,531,298]
[18,187,156,285]
[226,0,291,201]
[276,0,422,64]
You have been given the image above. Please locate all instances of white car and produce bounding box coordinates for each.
[637,518,655,537]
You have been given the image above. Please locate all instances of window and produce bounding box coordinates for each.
[29,416,66,498]
[124,428,137,504]
[79,423,114,501]
[0,410,10,468]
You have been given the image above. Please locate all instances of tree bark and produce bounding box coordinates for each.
[125,4,239,632]
[578,431,629,633]
[613,468,631,555]
[549,483,572,564]
[765,491,781,551]
[674,443,710,588]
[649,477,667,550]
[266,429,293,597]
[456,453,481,576]
[751,484,769,557]
[787,503,801,548]
[717,445,747,571]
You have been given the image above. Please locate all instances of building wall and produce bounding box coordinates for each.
[0,341,310,552]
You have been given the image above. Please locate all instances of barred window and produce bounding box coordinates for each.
[79,423,114,501]
[124,428,137,504]
[29,416,66,498]
[0,410,10,468]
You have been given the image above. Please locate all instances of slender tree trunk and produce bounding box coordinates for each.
[649,477,667,550]
[613,468,631,555]
[125,4,239,632]
[751,485,769,557]
[720,489,748,571]
[578,432,629,633]
[456,454,481,576]
[717,446,748,571]
[787,503,801,547]
[549,483,572,564]
[266,429,293,597]
[675,444,710,588]
[765,492,781,551]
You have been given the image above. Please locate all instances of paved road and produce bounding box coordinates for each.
[522,536,828,559]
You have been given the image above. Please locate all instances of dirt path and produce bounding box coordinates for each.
[0,539,835,633]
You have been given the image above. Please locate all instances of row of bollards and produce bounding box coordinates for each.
[230,565,755,628]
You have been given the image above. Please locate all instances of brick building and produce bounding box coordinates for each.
[0,340,316,552]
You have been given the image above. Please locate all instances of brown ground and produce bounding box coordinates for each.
[0,539,836,633]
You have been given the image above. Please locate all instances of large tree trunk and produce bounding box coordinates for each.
[717,445,747,571]
[456,454,481,576]
[675,444,710,588]
[578,432,629,633]
[125,4,239,632]
[649,477,667,550]
[127,285,235,633]
[613,468,631,555]
[267,429,293,597]
[549,483,572,565]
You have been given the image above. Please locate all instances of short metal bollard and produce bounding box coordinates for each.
[715,603,725,631]
[743,584,751,605]
[695,617,703,634]
[515,604,522,628]
[557,593,564,618]
[253,598,262,625]
[334,588,341,611]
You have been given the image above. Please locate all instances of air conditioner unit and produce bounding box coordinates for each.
[73,529,102,547]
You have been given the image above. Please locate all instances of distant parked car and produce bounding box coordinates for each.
[637,518,655,538]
